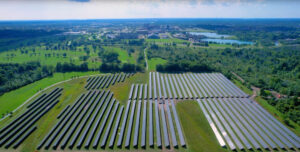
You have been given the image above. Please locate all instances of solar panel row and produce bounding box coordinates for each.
[149,72,249,99]
[85,73,134,90]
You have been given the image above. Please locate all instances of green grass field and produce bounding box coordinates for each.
[0,71,99,117]
[148,58,167,71]
[0,46,102,69]
[176,101,227,152]
[103,46,136,64]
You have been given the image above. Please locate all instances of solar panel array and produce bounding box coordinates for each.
[0,88,63,149]
[149,72,299,151]
[197,98,300,150]
[37,90,125,150]
[85,73,134,90]
[2,71,299,151]
[116,83,186,149]
[149,72,249,99]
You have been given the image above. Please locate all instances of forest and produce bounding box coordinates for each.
[0,62,53,95]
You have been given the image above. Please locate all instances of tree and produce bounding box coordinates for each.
[63,53,67,58]
[260,88,267,97]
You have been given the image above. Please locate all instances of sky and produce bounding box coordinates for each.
[0,0,299,20]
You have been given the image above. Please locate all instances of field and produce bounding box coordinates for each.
[0,46,102,69]
[103,46,136,64]
[148,58,167,71]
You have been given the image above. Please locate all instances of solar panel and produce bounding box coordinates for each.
[206,98,245,150]
[167,74,177,99]
[156,72,162,99]
[141,100,147,147]
[171,75,183,99]
[223,98,267,149]
[154,100,162,147]
[175,74,188,99]
[233,98,285,149]
[164,74,173,99]
[117,101,131,147]
[133,100,142,147]
[125,100,136,147]
[165,100,177,147]
[160,75,167,99]
[200,99,236,150]
[148,100,154,147]
[196,99,225,147]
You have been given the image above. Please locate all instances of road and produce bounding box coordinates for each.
[144,47,148,71]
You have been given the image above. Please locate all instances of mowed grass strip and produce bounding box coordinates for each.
[176,101,227,152]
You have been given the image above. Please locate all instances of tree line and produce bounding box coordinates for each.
[0,62,53,95]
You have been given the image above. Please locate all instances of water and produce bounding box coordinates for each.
[202,38,253,45]
[189,32,253,45]
[189,32,230,38]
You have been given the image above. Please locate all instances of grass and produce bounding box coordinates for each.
[110,72,148,105]
[176,101,228,152]
[0,46,102,69]
[103,46,136,64]
[232,79,252,95]
[148,58,167,71]
[0,71,99,117]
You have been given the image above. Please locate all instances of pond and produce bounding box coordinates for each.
[189,32,231,38]
[202,38,254,45]
[189,32,253,45]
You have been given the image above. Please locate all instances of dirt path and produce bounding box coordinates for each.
[231,71,245,83]
[250,86,260,100]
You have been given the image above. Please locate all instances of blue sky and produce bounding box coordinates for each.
[0,0,299,20]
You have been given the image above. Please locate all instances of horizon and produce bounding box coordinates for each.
[1,18,300,22]
[0,0,300,20]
